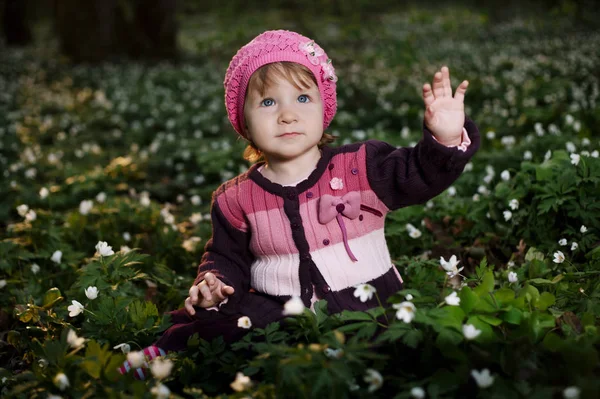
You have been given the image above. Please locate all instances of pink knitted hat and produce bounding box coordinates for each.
[224,30,338,138]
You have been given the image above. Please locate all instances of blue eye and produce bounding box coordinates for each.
[261,98,275,107]
[298,95,310,103]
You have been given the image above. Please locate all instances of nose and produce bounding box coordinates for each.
[278,105,298,124]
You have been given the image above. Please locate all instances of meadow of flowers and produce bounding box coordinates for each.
[1,8,599,399]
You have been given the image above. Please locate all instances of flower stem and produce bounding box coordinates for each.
[375,292,389,325]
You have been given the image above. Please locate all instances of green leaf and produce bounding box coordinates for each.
[528,278,553,285]
[501,308,523,325]
[536,292,555,311]
[525,247,545,262]
[402,329,423,348]
[494,288,515,307]
[473,271,495,296]
[459,286,478,314]
[42,288,63,309]
[478,315,503,326]
[338,310,373,322]
[542,332,564,352]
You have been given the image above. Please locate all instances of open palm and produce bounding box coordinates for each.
[422,66,468,146]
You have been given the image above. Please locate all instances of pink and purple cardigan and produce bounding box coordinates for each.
[194,120,479,328]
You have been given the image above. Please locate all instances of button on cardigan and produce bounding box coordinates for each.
[193,119,480,328]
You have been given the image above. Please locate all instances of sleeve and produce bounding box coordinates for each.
[193,197,253,310]
[365,116,480,211]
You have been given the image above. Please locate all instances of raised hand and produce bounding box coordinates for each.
[185,272,235,315]
[422,66,468,146]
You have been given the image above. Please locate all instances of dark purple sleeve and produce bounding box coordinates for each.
[193,199,253,308]
[365,117,480,210]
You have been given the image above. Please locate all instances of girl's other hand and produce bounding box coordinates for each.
[185,272,235,315]
[422,66,468,146]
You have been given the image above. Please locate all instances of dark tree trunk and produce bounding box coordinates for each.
[2,0,33,46]
[53,0,178,63]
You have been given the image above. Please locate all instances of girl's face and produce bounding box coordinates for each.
[243,75,323,163]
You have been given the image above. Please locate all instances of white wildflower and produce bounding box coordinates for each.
[39,187,49,199]
[411,387,426,398]
[570,153,580,165]
[364,368,383,392]
[444,292,461,306]
[523,150,533,160]
[190,195,202,205]
[439,255,464,278]
[95,192,106,203]
[508,271,518,284]
[503,210,512,221]
[405,294,414,301]
[509,199,519,210]
[67,329,85,349]
[16,204,29,217]
[563,386,581,399]
[67,300,84,317]
[571,242,578,251]
[230,372,253,392]
[0,280,6,289]
[53,373,70,391]
[84,286,98,300]
[393,301,416,323]
[544,150,552,161]
[127,351,146,368]
[113,343,131,353]
[51,250,62,264]
[471,369,494,388]
[500,170,510,181]
[324,348,344,359]
[31,263,40,274]
[95,241,115,257]
[25,209,37,221]
[79,200,93,215]
[558,238,567,246]
[553,251,565,264]
[462,324,482,340]
[447,186,456,196]
[282,296,305,316]
[486,131,495,139]
[150,358,173,380]
[237,316,252,329]
[123,232,131,241]
[566,142,576,153]
[150,383,170,399]
[580,225,587,233]
[409,229,422,239]
[353,283,376,302]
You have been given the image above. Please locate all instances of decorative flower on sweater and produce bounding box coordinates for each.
[329,177,343,190]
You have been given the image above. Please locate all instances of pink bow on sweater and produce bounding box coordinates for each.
[318,192,361,261]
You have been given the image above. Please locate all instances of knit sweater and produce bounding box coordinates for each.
[194,119,480,327]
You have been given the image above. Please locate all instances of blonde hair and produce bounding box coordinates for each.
[242,62,336,163]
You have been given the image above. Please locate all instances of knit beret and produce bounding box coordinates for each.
[224,30,338,138]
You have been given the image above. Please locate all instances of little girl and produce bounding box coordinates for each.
[120,29,479,378]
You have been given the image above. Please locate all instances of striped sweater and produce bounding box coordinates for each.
[194,119,480,327]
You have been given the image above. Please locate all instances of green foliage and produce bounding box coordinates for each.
[0,5,599,399]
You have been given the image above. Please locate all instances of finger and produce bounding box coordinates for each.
[204,272,214,285]
[422,83,435,107]
[442,66,452,96]
[211,283,227,302]
[198,281,212,303]
[185,297,195,315]
[189,285,199,303]
[221,285,235,299]
[454,80,469,103]
[432,71,445,98]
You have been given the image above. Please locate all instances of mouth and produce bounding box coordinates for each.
[278,132,302,137]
